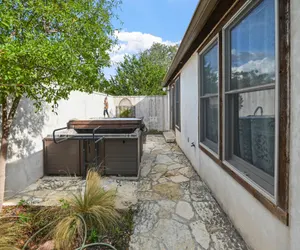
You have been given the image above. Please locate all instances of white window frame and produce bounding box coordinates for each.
[222,0,279,201]
[198,35,220,156]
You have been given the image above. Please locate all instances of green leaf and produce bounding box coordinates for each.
[0,21,10,28]
[0,0,120,109]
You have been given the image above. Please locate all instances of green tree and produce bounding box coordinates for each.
[231,70,274,89]
[0,0,120,210]
[104,43,178,95]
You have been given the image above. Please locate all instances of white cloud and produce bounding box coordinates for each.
[109,31,179,64]
[115,31,177,52]
[232,57,275,75]
[110,53,129,63]
[104,31,179,78]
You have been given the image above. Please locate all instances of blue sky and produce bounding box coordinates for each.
[114,0,199,42]
[104,0,199,78]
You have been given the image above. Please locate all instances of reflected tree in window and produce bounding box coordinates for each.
[200,41,219,152]
[231,70,275,89]
[203,62,218,94]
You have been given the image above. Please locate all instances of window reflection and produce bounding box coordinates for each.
[203,43,218,94]
[225,0,276,195]
[230,0,275,90]
[200,41,219,152]
[233,89,275,177]
[205,97,218,144]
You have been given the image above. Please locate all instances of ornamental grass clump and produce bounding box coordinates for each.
[53,170,120,250]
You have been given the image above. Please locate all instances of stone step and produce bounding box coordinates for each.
[163,131,176,143]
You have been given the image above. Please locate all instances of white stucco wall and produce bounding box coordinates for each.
[174,52,290,250]
[4,91,113,197]
[289,0,300,249]
[7,92,113,163]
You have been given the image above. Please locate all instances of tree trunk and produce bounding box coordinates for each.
[0,133,9,211]
[0,96,21,212]
[0,96,9,212]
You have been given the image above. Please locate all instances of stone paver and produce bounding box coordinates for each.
[190,220,210,249]
[169,174,190,183]
[152,219,196,250]
[130,135,249,250]
[4,176,138,210]
[176,201,194,220]
[156,155,174,165]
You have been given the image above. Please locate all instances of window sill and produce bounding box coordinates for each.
[199,142,219,159]
[227,157,275,196]
[199,144,288,226]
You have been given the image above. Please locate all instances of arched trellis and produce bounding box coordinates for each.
[119,98,132,107]
[116,98,135,118]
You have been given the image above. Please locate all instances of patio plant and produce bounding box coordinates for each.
[52,169,120,249]
[0,0,121,211]
[119,108,132,118]
[0,170,120,249]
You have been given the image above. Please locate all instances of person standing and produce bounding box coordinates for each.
[103,96,109,118]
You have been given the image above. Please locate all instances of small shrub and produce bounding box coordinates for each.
[17,199,29,207]
[119,109,132,118]
[52,170,120,249]
[59,199,70,209]
[88,228,99,243]
[18,213,30,223]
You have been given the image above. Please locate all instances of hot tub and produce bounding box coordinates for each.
[43,118,147,179]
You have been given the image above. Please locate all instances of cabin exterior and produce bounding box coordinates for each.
[163,0,300,249]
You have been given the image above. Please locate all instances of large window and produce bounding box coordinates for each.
[224,0,277,196]
[199,39,219,153]
[175,77,181,129]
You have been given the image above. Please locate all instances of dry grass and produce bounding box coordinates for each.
[0,220,25,249]
[0,204,33,249]
[0,206,63,249]
[53,170,120,250]
[53,215,83,249]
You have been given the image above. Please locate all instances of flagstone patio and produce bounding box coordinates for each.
[4,176,138,210]
[129,135,249,250]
